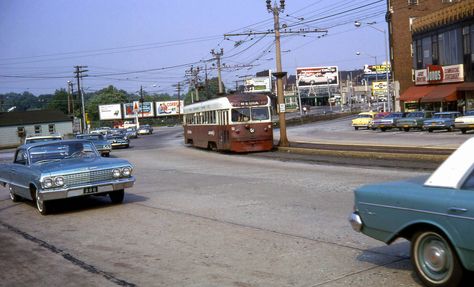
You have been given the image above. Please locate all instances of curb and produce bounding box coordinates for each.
[277,146,449,162]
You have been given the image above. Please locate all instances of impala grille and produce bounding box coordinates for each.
[63,169,115,187]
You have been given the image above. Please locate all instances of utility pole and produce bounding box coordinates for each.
[186,66,200,102]
[267,0,289,147]
[176,82,182,123]
[140,85,144,119]
[74,65,88,133]
[67,81,73,115]
[211,48,224,94]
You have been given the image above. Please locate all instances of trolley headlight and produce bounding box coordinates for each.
[43,178,53,189]
[112,169,121,178]
[54,176,64,187]
[122,167,132,177]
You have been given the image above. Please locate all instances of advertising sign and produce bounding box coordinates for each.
[296,66,339,87]
[99,104,122,120]
[372,81,388,97]
[244,77,272,93]
[155,100,184,117]
[363,63,391,75]
[415,64,464,85]
[123,102,154,119]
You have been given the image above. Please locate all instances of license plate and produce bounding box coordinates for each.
[84,186,98,194]
[469,125,474,128]
[431,123,436,126]
[403,125,408,127]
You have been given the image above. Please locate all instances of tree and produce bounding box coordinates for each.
[85,85,128,124]
[47,89,69,114]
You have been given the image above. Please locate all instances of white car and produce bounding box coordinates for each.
[24,134,63,144]
[454,110,474,134]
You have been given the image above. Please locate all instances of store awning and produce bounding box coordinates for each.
[399,85,435,102]
[456,82,474,92]
[420,83,461,103]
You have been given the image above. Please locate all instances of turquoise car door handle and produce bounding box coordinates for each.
[448,207,468,213]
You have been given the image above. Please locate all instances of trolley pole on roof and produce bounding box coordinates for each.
[267,0,289,147]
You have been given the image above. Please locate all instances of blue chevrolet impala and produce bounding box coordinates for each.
[0,140,135,215]
[350,137,474,286]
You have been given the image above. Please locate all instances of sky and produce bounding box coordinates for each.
[0,0,388,96]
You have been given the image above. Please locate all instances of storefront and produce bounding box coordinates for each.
[401,1,474,113]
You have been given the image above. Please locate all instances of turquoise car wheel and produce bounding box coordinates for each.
[411,231,463,287]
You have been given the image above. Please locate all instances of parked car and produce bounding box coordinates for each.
[76,133,112,157]
[0,140,135,215]
[137,124,153,135]
[349,137,474,286]
[106,134,130,149]
[422,111,461,132]
[24,134,63,144]
[371,112,406,132]
[368,112,390,130]
[454,110,474,134]
[351,111,377,130]
[395,111,434,132]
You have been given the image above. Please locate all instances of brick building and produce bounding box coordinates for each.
[388,0,474,112]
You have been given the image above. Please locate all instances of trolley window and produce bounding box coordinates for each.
[251,107,269,121]
[232,108,251,122]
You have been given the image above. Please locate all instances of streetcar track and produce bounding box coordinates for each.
[0,221,136,287]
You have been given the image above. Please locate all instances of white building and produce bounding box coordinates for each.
[0,110,73,148]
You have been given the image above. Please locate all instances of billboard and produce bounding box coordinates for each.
[363,64,390,75]
[296,66,339,87]
[155,100,184,116]
[244,77,272,93]
[123,102,154,119]
[99,104,122,120]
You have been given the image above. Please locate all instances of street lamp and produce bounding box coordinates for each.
[354,21,391,111]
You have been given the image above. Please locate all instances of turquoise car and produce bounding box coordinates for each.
[0,140,135,215]
[422,111,461,132]
[349,137,474,287]
[76,133,112,157]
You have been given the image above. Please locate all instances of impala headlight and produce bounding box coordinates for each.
[54,176,64,187]
[122,167,132,177]
[112,169,121,178]
[43,178,53,189]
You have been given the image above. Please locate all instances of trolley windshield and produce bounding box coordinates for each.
[231,107,270,122]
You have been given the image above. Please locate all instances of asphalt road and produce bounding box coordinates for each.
[0,123,445,287]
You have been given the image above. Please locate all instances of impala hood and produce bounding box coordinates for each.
[32,157,132,175]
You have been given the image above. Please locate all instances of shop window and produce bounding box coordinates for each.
[34,125,41,134]
[438,28,463,66]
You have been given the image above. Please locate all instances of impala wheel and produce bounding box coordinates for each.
[9,185,20,202]
[34,188,49,215]
[109,189,124,204]
[411,231,463,287]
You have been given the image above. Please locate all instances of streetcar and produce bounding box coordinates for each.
[183,93,274,152]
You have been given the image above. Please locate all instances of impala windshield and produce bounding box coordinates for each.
[29,142,97,164]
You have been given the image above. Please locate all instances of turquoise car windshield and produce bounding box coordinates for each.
[434,114,455,119]
[29,142,97,164]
